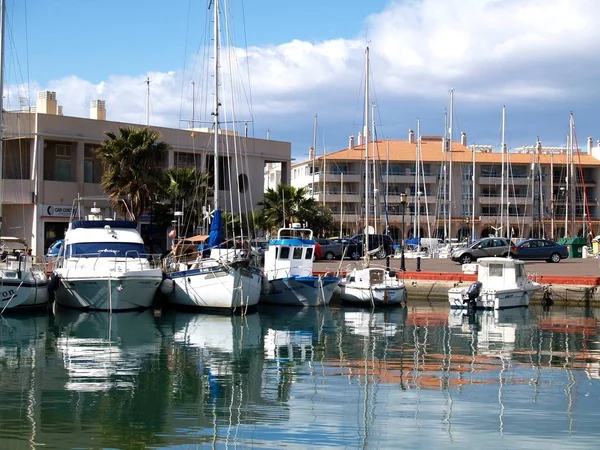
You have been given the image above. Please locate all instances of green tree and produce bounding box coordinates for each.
[309,204,336,237]
[96,127,169,220]
[158,167,211,236]
[257,184,317,235]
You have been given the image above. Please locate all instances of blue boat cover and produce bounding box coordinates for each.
[208,209,223,248]
[405,237,420,246]
[71,220,137,229]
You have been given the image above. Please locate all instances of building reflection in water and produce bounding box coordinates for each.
[1,305,600,448]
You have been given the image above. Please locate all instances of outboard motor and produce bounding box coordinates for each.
[463,281,482,312]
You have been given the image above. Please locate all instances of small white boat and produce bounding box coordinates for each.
[448,257,541,310]
[0,241,49,313]
[260,225,340,307]
[51,200,163,311]
[339,266,407,307]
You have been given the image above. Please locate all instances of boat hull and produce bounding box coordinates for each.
[339,282,407,306]
[54,268,163,311]
[161,264,262,312]
[448,287,539,310]
[0,269,49,311]
[260,276,340,307]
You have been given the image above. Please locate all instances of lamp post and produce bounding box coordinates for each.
[400,193,407,271]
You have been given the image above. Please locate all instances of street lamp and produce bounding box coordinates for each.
[400,193,407,271]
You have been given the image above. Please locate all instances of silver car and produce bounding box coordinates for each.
[450,237,518,264]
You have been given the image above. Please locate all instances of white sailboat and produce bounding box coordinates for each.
[338,47,407,307]
[0,0,49,313]
[51,198,163,311]
[160,0,262,312]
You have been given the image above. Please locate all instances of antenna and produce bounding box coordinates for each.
[145,77,150,126]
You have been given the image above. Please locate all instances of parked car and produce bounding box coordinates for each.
[315,238,344,260]
[450,237,517,264]
[515,239,569,263]
[330,238,363,260]
[349,233,395,259]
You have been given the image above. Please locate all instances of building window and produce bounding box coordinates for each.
[238,173,249,193]
[84,145,101,183]
[55,159,72,181]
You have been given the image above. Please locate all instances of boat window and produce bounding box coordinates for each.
[305,248,313,260]
[515,264,525,278]
[488,263,503,277]
[293,247,303,259]
[279,247,290,259]
[66,242,146,258]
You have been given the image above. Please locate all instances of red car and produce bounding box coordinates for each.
[314,242,323,260]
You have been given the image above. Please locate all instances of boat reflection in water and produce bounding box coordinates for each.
[0,312,49,448]
[2,305,600,448]
[54,306,162,391]
[342,306,407,337]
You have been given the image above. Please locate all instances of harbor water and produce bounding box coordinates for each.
[1,303,600,448]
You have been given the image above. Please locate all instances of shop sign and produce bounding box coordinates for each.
[43,204,77,217]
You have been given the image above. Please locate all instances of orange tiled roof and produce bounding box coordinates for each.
[314,139,600,166]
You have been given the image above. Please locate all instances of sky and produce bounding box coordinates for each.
[4,0,600,161]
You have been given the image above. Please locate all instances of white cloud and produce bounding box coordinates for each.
[5,0,600,155]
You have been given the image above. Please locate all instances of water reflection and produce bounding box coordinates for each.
[54,307,162,391]
[0,305,599,448]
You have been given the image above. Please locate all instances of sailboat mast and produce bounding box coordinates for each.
[371,102,377,234]
[569,112,576,236]
[443,109,448,240]
[500,106,505,238]
[212,0,220,211]
[364,46,370,255]
[312,114,317,199]
[448,89,454,241]
[550,152,554,240]
[416,118,421,252]
[471,142,476,240]
[0,0,5,234]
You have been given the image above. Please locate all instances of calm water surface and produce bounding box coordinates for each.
[1,303,600,449]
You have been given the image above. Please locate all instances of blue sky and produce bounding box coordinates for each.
[5,0,600,161]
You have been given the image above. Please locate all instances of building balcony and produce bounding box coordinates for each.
[312,192,361,203]
[313,172,361,183]
[382,174,437,184]
[479,195,531,205]
[479,176,530,185]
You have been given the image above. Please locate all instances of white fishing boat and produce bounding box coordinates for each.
[160,0,262,313]
[0,0,49,313]
[448,257,541,310]
[260,225,340,307]
[338,46,407,307]
[51,199,163,311]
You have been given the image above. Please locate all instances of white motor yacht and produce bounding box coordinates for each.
[51,200,163,311]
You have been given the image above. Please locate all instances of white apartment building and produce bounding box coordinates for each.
[291,130,600,241]
[1,92,291,256]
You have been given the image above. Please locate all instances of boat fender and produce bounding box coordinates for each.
[49,273,60,292]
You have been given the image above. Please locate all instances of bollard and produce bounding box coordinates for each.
[416,256,421,272]
[400,252,406,271]
[386,256,390,271]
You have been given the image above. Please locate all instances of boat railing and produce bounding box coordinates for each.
[0,254,47,273]
[57,251,161,271]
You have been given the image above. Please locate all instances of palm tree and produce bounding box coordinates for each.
[159,167,211,236]
[257,184,317,234]
[96,127,169,220]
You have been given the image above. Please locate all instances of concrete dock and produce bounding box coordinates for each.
[314,257,600,306]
